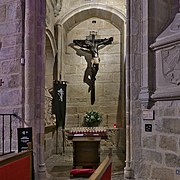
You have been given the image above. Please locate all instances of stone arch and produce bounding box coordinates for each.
[55,5,126,86]
[45,30,57,126]
[55,4,126,123]
[55,4,126,82]
[46,28,57,58]
[49,3,127,173]
[56,4,125,32]
[55,4,126,171]
[45,31,57,88]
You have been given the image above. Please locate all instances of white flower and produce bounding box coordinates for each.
[83,110,102,127]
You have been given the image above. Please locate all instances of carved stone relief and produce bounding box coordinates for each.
[45,88,56,126]
[150,13,180,101]
[46,5,50,26]
[54,0,62,17]
[161,45,180,85]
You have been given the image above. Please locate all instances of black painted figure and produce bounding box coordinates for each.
[73,34,113,58]
[73,34,113,104]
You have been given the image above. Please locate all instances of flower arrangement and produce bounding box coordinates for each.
[83,110,102,127]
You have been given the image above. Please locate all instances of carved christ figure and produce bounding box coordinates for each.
[73,34,113,104]
[73,34,113,60]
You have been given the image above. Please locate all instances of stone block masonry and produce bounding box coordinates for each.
[0,5,6,23]
[0,1,23,105]
[0,0,23,152]
[130,1,180,179]
[65,17,121,128]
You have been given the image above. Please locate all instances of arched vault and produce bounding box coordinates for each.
[56,4,125,32]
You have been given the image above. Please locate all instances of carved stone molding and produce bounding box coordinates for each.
[150,13,180,50]
[139,87,154,109]
[151,13,180,101]
[139,0,154,109]
[161,45,180,85]
[54,0,62,17]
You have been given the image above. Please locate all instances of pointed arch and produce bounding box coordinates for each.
[46,28,58,58]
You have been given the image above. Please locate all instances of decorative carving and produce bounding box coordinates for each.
[161,45,180,85]
[46,5,50,26]
[170,13,180,31]
[45,88,56,126]
[151,13,180,101]
[170,21,180,31]
[54,0,62,17]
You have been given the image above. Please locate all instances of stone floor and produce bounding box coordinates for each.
[45,153,124,180]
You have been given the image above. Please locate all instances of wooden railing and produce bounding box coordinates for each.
[0,150,33,180]
[89,150,112,180]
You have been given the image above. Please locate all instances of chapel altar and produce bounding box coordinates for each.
[67,127,107,168]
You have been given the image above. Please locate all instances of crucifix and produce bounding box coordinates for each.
[73,32,113,105]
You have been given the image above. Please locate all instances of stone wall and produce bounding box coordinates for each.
[130,0,180,179]
[0,0,47,178]
[44,126,62,160]
[64,18,121,128]
[138,101,180,180]
[0,0,23,152]
[50,0,126,173]
[0,0,23,111]
[44,0,126,129]
[3,1,180,179]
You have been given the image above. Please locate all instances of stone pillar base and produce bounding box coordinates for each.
[38,163,47,180]
[124,166,134,179]
[38,172,46,180]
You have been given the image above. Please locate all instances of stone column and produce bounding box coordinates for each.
[124,0,134,179]
[24,0,46,179]
[35,1,46,179]
[138,0,149,108]
[56,24,63,80]
[56,24,66,81]
[24,0,36,127]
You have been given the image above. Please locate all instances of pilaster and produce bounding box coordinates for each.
[24,0,46,179]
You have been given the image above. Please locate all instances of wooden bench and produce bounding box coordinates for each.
[88,150,112,180]
[0,150,33,180]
